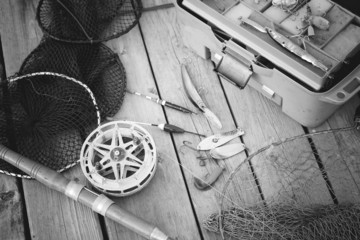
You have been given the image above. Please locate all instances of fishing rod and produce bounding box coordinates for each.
[0,144,173,240]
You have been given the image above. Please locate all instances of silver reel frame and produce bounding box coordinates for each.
[80,120,157,197]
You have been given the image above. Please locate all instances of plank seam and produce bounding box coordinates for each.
[302,126,339,204]
[137,21,205,240]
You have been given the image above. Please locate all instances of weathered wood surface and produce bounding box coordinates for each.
[104,13,201,240]
[0,1,37,239]
[310,97,360,204]
[0,0,104,239]
[0,175,25,240]
[0,0,359,239]
[139,1,255,239]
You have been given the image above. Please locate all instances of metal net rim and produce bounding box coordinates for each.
[1,71,102,179]
[35,0,143,44]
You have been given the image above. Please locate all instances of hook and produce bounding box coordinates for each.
[179,140,198,154]
[179,141,209,166]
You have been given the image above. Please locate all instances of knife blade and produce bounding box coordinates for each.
[197,128,245,150]
[181,64,222,129]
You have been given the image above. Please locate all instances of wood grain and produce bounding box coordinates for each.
[140,1,261,239]
[0,0,104,239]
[0,175,25,240]
[103,8,201,240]
[310,97,360,203]
[0,1,38,239]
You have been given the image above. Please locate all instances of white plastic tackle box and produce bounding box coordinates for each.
[176,0,360,127]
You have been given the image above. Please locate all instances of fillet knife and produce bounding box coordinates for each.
[181,64,222,129]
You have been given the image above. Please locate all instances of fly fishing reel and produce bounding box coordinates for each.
[80,120,157,197]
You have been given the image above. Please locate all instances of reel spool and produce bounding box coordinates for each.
[80,120,157,197]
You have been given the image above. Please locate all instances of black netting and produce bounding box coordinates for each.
[0,0,130,178]
[19,38,126,119]
[0,73,100,177]
[37,0,143,43]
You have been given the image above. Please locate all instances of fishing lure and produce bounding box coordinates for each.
[181,64,223,129]
[197,128,245,150]
[209,142,246,159]
[238,17,329,72]
[194,165,225,190]
[272,0,298,11]
[266,28,328,72]
[310,16,330,30]
[303,5,330,31]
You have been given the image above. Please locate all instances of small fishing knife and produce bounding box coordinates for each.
[197,128,245,150]
[181,64,222,129]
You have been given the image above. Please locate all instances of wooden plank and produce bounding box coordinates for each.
[0,0,41,76]
[310,97,360,203]
[223,82,333,205]
[103,12,201,240]
[139,0,262,239]
[0,175,25,240]
[24,168,103,240]
[176,0,336,236]
[0,0,104,239]
[0,1,32,239]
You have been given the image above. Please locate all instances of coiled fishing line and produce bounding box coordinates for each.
[80,120,157,197]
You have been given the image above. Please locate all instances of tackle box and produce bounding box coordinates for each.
[176,0,360,127]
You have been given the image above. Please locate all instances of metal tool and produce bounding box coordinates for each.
[0,144,172,240]
[107,118,205,137]
[127,89,196,114]
[197,128,245,150]
[209,142,246,159]
[194,165,225,190]
[238,17,329,72]
[181,64,222,129]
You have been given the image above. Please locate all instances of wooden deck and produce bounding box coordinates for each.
[0,0,360,239]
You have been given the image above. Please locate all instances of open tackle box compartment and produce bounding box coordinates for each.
[176,0,360,127]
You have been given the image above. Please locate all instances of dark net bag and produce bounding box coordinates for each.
[0,72,101,178]
[19,38,127,119]
[36,0,143,43]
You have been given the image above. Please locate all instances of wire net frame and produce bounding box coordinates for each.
[18,37,127,120]
[36,0,143,43]
[203,125,360,240]
[0,72,101,178]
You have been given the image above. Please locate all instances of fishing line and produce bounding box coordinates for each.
[157,151,244,210]
[25,77,72,103]
[215,124,358,239]
[158,149,283,240]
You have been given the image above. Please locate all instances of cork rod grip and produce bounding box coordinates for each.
[0,144,171,240]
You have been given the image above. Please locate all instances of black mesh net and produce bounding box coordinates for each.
[19,38,126,119]
[0,72,100,178]
[37,0,143,43]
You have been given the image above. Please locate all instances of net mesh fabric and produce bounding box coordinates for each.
[203,126,360,240]
[19,38,126,119]
[37,0,143,43]
[0,73,100,177]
